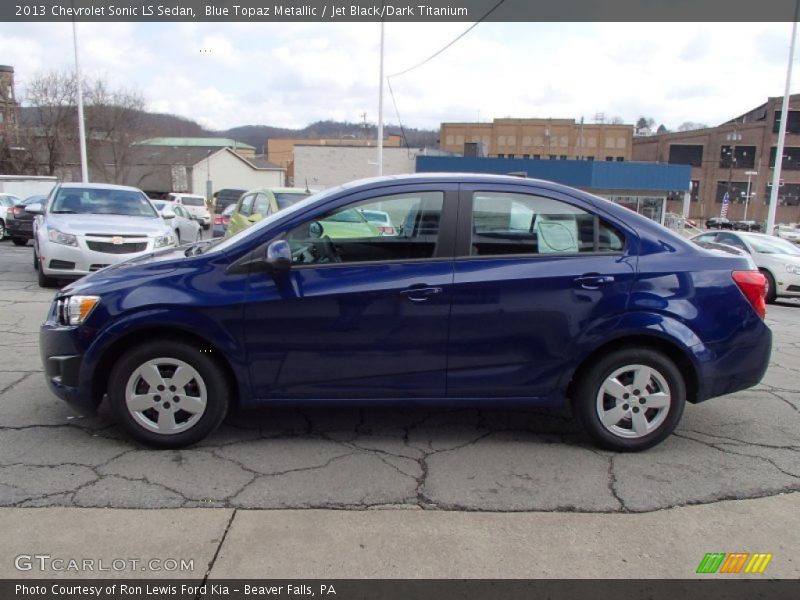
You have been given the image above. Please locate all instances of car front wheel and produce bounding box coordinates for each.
[761,269,777,304]
[573,348,686,451]
[108,340,230,448]
[12,237,27,246]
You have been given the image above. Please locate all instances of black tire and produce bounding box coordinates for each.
[573,348,686,452]
[37,263,58,288]
[12,237,28,246]
[108,340,230,448]
[33,247,38,270]
[0,220,6,239]
[762,269,777,304]
[175,230,181,245]
[202,223,210,231]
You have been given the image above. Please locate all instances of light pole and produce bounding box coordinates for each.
[71,1,88,183]
[744,170,757,221]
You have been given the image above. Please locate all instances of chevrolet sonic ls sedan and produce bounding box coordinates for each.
[40,174,772,451]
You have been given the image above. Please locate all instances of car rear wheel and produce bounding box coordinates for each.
[108,340,230,448]
[12,237,27,246]
[761,269,777,304]
[573,348,686,451]
[0,220,6,239]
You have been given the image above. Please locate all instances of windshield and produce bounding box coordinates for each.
[50,187,158,217]
[274,192,310,210]
[181,196,205,206]
[151,201,166,211]
[206,186,344,254]
[748,236,800,255]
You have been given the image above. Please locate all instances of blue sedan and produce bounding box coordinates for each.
[40,174,771,451]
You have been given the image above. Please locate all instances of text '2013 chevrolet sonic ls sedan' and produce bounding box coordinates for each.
[40,174,772,451]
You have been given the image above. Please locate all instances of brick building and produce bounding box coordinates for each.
[0,65,19,139]
[439,118,633,162]
[632,94,800,224]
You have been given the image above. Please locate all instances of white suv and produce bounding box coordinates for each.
[167,193,211,230]
[31,183,177,287]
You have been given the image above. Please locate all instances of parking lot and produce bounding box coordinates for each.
[1,239,799,513]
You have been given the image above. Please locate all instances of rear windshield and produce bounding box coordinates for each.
[51,188,157,217]
[181,196,205,206]
[274,192,310,210]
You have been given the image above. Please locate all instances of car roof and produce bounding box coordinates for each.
[59,182,144,192]
[246,187,310,194]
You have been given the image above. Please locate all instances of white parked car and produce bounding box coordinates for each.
[774,224,800,243]
[692,230,800,302]
[30,183,177,287]
[167,193,211,230]
[151,200,202,244]
[0,193,22,239]
[359,208,397,235]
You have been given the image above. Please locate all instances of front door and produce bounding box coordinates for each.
[244,185,457,400]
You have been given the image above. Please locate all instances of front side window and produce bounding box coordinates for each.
[470,191,624,257]
[238,194,255,217]
[285,191,444,266]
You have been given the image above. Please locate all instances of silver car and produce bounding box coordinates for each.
[30,183,177,287]
[151,200,202,245]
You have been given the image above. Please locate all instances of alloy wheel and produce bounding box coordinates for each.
[595,364,671,439]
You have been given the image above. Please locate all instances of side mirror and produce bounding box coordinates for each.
[162,208,176,220]
[25,202,43,215]
[266,240,291,273]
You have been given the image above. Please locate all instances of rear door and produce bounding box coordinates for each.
[447,184,637,401]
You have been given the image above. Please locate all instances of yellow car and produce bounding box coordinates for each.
[225,187,311,238]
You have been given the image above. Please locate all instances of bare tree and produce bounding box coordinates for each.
[677,121,709,132]
[24,71,78,176]
[84,79,151,184]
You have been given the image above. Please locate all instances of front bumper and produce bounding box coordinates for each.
[40,320,98,413]
[40,236,173,278]
[776,270,800,297]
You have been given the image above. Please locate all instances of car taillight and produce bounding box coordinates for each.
[732,271,767,319]
[378,226,395,235]
[12,206,23,217]
[214,216,223,224]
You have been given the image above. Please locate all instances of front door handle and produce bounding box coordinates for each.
[574,274,615,289]
[400,286,443,302]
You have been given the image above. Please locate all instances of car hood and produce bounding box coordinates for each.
[46,213,170,236]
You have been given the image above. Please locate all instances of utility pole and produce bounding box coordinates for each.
[71,3,88,183]
[377,21,385,176]
[744,170,757,221]
[767,0,799,235]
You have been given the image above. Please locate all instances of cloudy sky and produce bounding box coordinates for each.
[0,21,795,132]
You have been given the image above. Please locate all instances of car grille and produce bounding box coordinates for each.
[86,241,147,254]
[788,285,800,292]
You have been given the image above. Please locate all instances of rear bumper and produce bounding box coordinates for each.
[6,220,33,239]
[694,325,772,403]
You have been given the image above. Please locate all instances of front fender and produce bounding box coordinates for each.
[80,307,252,407]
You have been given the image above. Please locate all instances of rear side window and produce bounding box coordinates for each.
[470,191,624,256]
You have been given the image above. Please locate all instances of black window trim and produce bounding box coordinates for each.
[454,185,628,260]
[227,184,459,274]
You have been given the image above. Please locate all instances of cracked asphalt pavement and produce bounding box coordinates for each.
[1,240,799,513]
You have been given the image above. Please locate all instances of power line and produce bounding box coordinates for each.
[385,0,507,149]
[387,0,507,79]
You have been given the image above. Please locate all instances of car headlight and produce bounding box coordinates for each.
[47,227,77,247]
[786,264,800,275]
[154,233,176,248]
[56,295,100,326]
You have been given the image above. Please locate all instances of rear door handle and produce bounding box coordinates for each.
[400,286,443,302]
[574,274,615,289]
